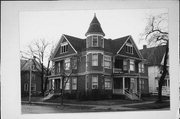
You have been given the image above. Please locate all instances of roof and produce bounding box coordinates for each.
[85,14,105,36]
[140,45,167,66]
[63,34,86,52]
[63,34,133,55]
[111,35,130,53]
[21,59,42,71]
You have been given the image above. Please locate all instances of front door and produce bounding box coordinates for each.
[113,78,123,94]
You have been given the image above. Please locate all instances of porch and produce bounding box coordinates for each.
[113,76,141,100]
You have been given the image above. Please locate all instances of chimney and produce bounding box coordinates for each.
[143,45,147,49]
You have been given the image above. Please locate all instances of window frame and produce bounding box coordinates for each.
[64,58,70,70]
[92,35,98,47]
[123,59,128,71]
[130,59,135,71]
[104,55,111,69]
[60,42,68,54]
[72,77,77,90]
[92,53,98,66]
[65,78,70,90]
[138,62,144,73]
[92,76,98,89]
[125,43,133,54]
[104,78,111,89]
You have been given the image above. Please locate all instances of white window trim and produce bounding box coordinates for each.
[123,59,128,71]
[104,78,111,89]
[130,59,135,71]
[126,43,133,54]
[60,42,68,54]
[104,55,111,69]
[65,58,70,70]
[24,83,28,91]
[92,35,98,47]
[92,53,98,66]
[92,76,98,89]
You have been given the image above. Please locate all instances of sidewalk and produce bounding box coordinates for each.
[22,100,162,111]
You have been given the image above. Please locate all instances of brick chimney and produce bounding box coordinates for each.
[143,45,147,49]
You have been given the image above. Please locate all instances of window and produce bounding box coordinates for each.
[104,55,111,69]
[105,78,111,89]
[32,64,35,70]
[92,36,98,47]
[130,59,135,71]
[60,42,68,53]
[100,37,104,48]
[72,58,77,69]
[125,43,133,54]
[92,76,98,89]
[65,78,70,90]
[138,63,144,73]
[57,62,61,73]
[92,53,98,66]
[32,73,36,80]
[31,83,36,91]
[72,77,77,90]
[140,79,145,90]
[123,59,128,71]
[65,58,70,70]
[24,83,28,91]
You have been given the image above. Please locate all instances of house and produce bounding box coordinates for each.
[140,45,169,96]
[21,59,42,97]
[47,14,148,100]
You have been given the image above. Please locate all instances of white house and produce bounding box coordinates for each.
[140,45,169,96]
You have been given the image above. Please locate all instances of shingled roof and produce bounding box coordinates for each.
[63,34,86,52]
[85,14,105,36]
[140,45,167,66]
[63,34,132,55]
[21,59,42,71]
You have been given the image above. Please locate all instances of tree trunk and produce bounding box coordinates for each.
[41,63,44,96]
[44,60,50,95]
[157,43,169,102]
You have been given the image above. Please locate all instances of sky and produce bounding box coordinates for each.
[19,9,167,65]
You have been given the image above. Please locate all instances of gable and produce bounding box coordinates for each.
[53,36,76,58]
[117,36,143,59]
[51,35,76,59]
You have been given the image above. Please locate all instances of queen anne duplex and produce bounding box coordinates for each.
[47,14,149,100]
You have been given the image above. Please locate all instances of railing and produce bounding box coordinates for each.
[113,68,123,73]
[124,89,141,100]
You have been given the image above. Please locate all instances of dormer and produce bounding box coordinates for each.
[85,14,105,48]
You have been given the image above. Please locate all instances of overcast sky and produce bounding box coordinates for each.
[20,9,167,62]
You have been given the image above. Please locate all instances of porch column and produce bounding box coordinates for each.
[122,77,125,94]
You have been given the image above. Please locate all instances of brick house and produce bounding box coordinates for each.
[140,45,169,96]
[21,59,42,97]
[47,14,149,100]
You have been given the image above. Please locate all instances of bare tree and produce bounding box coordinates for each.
[140,13,168,102]
[21,39,53,96]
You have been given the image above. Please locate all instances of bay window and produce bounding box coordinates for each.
[92,53,98,66]
[92,36,98,47]
[92,76,98,89]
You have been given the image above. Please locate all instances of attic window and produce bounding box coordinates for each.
[125,43,133,54]
[60,42,68,53]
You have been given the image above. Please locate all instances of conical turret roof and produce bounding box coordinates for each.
[85,14,105,36]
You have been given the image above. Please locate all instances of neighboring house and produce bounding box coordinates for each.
[140,45,169,96]
[47,14,148,100]
[21,59,42,97]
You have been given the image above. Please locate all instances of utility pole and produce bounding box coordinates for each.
[29,59,32,103]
